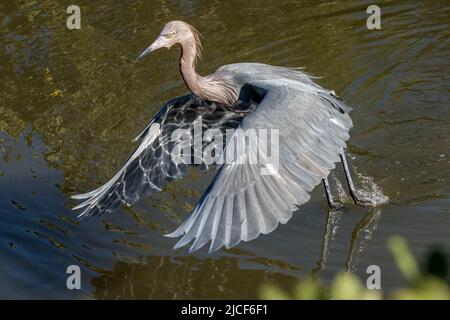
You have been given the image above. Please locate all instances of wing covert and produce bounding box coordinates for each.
[167,80,353,253]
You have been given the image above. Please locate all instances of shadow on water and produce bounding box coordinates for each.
[0,0,449,298]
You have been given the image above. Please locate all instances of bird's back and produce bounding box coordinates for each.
[214,63,320,91]
[214,62,352,115]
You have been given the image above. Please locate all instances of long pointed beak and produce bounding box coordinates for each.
[136,36,165,61]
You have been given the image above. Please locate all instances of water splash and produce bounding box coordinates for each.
[353,171,389,206]
[332,175,351,203]
[331,167,389,206]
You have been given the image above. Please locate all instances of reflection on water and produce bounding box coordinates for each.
[345,208,383,272]
[91,255,296,299]
[0,0,449,299]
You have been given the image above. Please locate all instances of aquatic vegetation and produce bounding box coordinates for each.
[260,237,449,300]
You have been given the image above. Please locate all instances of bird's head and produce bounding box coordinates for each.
[137,21,202,61]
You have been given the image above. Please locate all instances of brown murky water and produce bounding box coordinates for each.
[0,0,449,299]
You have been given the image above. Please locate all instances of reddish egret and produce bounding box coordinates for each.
[73,21,374,253]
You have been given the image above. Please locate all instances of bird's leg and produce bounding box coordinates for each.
[340,153,374,207]
[311,209,343,277]
[323,178,344,210]
[344,208,382,272]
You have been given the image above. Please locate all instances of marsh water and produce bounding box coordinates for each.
[0,0,449,299]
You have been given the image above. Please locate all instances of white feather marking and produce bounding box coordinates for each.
[72,123,161,217]
[330,117,345,129]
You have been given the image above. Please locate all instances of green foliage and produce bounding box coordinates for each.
[388,236,449,300]
[388,236,421,283]
[259,237,449,300]
[329,272,382,300]
[260,271,381,300]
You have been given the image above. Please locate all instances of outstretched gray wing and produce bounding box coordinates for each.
[72,95,243,218]
[166,79,353,253]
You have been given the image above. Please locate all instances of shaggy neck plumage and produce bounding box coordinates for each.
[179,36,238,106]
[179,39,202,97]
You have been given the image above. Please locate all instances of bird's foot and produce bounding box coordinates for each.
[351,191,378,207]
[329,202,345,211]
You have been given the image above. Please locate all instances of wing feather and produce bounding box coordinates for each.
[72,95,243,218]
[167,77,353,252]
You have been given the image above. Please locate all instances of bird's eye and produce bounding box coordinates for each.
[163,31,176,38]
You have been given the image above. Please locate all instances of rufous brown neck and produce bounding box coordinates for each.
[178,37,238,106]
[179,39,202,97]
